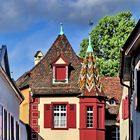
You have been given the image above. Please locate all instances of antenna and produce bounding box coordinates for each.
[89,19,94,34]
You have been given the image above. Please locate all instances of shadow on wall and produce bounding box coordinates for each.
[26,125,44,140]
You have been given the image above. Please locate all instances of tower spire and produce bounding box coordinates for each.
[86,20,93,53]
[60,22,64,35]
[86,33,93,53]
[78,20,104,96]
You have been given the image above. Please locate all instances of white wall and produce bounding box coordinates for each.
[0,70,27,140]
[0,75,19,120]
[20,121,27,140]
[131,59,140,140]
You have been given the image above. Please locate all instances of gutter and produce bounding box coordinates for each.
[120,48,131,140]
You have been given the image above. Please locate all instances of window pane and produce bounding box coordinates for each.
[11,116,14,140]
[53,105,66,128]
[0,105,3,140]
[86,106,93,128]
[4,109,7,140]
[111,126,120,140]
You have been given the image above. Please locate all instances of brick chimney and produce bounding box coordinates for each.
[34,51,43,65]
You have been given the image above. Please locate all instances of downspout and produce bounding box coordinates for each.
[120,48,131,140]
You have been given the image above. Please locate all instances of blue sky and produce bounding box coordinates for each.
[0,0,139,80]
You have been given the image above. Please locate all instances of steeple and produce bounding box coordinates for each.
[59,22,64,35]
[86,33,93,53]
[78,27,104,96]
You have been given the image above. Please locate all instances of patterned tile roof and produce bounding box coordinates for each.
[79,52,104,96]
[17,34,82,96]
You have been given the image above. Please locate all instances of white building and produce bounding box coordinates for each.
[120,20,140,140]
[0,45,27,140]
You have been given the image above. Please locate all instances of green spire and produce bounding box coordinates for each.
[60,22,64,35]
[86,33,93,53]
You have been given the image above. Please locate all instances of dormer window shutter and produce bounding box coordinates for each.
[55,66,66,81]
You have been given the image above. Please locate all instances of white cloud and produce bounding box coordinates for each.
[0,0,139,32]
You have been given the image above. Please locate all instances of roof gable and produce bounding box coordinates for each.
[0,45,11,77]
[29,34,82,95]
[52,54,69,65]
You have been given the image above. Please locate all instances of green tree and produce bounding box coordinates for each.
[79,12,135,76]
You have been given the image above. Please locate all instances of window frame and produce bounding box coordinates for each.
[52,102,68,130]
[53,64,68,84]
[111,125,120,140]
[53,104,67,128]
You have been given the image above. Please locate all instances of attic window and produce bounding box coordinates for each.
[106,99,117,106]
[109,99,116,106]
[52,55,69,84]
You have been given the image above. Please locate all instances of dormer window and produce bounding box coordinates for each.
[52,55,69,84]
[106,97,118,106]
[109,100,116,105]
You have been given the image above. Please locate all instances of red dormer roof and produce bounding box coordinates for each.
[51,54,69,66]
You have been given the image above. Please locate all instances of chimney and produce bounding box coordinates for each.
[34,51,43,65]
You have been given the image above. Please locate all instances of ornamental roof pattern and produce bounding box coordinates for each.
[78,52,104,96]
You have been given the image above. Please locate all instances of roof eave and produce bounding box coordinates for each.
[120,20,140,81]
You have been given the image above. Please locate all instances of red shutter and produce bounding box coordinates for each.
[44,104,52,128]
[68,104,76,128]
[55,66,66,80]
[97,106,103,128]
[125,97,129,119]
[122,99,125,119]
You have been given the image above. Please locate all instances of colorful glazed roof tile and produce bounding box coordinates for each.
[79,34,104,96]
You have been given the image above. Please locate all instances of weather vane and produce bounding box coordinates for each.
[89,19,94,34]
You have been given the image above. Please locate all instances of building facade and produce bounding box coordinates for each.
[120,20,140,140]
[0,46,27,140]
[17,27,122,140]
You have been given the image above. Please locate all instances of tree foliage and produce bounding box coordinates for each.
[79,12,136,76]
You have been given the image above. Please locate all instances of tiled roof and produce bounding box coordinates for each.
[79,52,104,97]
[16,34,122,115]
[17,34,82,96]
[16,71,30,89]
[101,77,122,103]
[101,77,123,115]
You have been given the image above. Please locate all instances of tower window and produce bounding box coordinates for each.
[86,106,93,128]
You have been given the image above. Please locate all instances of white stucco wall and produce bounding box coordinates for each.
[0,74,20,120]
[20,121,27,140]
[0,69,27,140]
[131,58,140,140]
